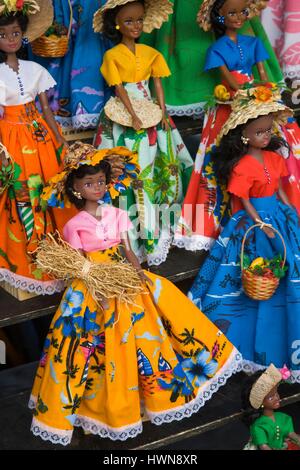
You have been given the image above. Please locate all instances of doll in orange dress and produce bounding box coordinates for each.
[29,142,242,445]
[0,0,73,295]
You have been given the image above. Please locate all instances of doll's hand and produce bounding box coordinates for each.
[138,270,153,286]
[132,115,143,131]
[262,226,276,239]
[161,116,170,131]
[56,134,69,150]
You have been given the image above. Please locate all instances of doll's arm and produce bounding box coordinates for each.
[115,84,142,131]
[288,432,300,445]
[256,61,268,82]
[219,65,240,91]
[153,77,169,131]
[278,180,292,207]
[241,198,275,238]
[120,233,153,285]
[38,92,68,149]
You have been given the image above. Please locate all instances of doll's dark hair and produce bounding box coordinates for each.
[241,370,266,427]
[65,160,112,209]
[0,12,29,63]
[212,117,290,186]
[102,0,145,43]
[210,0,227,38]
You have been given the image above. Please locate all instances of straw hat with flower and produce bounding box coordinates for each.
[217,83,293,143]
[197,0,268,32]
[93,0,173,34]
[41,141,140,209]
[0,0,53,42]
[249,363,282,409]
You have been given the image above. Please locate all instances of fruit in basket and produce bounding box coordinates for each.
[249,257,265,269]
[214,84,230,101]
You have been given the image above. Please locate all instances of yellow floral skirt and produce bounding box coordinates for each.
[29,247,241,445]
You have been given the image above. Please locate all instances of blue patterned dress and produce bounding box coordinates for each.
[188,151,300,383]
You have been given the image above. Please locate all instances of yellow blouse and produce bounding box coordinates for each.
[100,43,171,87]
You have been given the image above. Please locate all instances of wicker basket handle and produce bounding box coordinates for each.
[0,142,14,164]
[66,0,73,40]
[240,219,287,271]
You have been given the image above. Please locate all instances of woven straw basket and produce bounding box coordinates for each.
[241,223,286,301]
[31,0,72,58]
[0,143,15,195]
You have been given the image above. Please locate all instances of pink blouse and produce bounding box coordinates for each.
[63,207,133,252]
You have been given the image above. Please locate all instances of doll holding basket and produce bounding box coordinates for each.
[188,84,300,383]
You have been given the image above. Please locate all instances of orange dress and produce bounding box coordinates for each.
[0,60,74,294]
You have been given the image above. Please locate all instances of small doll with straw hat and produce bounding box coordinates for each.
[0,0,72,296]
[92,0,194,267]
[241,364,300,450]
[28,142,242,446]
[188,83,300,383]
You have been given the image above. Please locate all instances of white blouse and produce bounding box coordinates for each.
[0,60,56,106]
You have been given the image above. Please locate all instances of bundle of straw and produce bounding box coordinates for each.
[36,234,146,305]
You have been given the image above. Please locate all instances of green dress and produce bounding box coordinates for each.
[142,0,283,116]
[250,412,294,450]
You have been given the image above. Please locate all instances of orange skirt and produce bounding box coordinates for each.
[0,102,74,294]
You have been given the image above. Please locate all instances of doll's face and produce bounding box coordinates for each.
[220,0,249,31]
[262,385,281,410]
[0,20,23,54]
[242,115,274,149]
[74,170,107,203]
[116,2,145,40]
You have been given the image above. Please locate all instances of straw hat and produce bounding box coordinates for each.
[104,96,162,128]
[249,364,282,409]
[93,0,173,34]
[42,142,140,208]
[197,0,268,32]
[217,83,293,142]
[0,0,53,42]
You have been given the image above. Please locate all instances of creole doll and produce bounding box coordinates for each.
[174,0,300,251]
[0,0,71,295]
[242,364,300,450]
[188,84,300,383]
[29,141,241,445]
[92,0,193,266]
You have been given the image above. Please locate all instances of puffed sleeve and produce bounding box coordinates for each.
[118,209,133,234]
[204,44,226,71]
[100,52,122,86]
[63,221,83,250]
[278,155,289,178]
[250,422,269,447]
[35,64,57,94]
[151,52,171,77]
[254,37,269,63]
[227,165,253,199]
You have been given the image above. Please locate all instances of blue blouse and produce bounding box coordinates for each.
[204,34,269,77]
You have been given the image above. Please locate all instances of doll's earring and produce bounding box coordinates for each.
[72,189,82,199]
[241,135,249,145]
[115,24,120,30]
[218,15,225,24]
[22,36,29,46]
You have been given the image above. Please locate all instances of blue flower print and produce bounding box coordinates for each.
[73,307,101,336]
[157,363,194,402]
[61,287,84,317]
[181,350,218,387]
